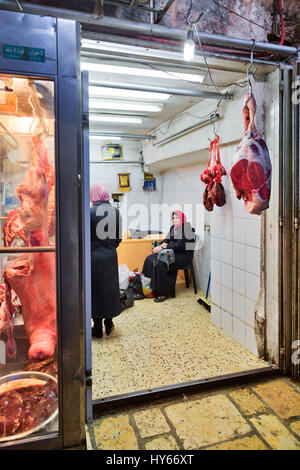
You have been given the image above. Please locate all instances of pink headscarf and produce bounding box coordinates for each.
[172,210,187,230]
[90,183,110,204]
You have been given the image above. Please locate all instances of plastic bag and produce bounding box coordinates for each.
[118,264,130,290]
[120,290,134,311]
[126,273,145,300]
[141,276,155,298]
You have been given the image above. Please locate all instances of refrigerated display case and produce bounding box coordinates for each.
[0,11,89,449]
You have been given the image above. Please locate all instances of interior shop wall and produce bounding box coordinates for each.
[264,69,280,365]
[159,163,210,294]
[143,82,268,357]
[209,143,261,356]
[89,139,162,233]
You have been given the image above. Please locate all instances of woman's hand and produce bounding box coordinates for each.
[152,245,161,254]
[152,242,168,254]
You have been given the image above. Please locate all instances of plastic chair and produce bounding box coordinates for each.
[171,233,199,297]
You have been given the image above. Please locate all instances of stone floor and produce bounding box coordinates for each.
[92,282,267,399]
[86,376,300,450]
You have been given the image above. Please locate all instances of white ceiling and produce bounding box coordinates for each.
[80,40,274,138]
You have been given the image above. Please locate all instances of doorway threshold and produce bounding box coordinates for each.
[92,365,280,416]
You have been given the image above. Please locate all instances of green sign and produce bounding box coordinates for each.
[3,44,45,63]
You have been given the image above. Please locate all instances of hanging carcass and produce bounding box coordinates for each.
[230,93,272,215]
[201,135,226,212]
[2,135,56,361]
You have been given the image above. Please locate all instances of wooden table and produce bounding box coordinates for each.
[117,234,165,272]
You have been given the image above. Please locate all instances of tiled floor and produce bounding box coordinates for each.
[92,282,267,399]
[86,376,300,450]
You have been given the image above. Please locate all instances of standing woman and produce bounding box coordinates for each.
[90,183,122,338]
[142,210,195,302]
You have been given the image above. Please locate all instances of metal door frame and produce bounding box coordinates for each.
[81,70,93,423]
[86,54,287,416]
[0,12,86,450]
[279,60,300,378]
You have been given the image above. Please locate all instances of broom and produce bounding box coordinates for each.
[197,271,211,312]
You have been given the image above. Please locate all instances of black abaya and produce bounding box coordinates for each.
[90,200,122,319]
[142,222,195,297]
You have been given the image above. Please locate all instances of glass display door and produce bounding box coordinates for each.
[0,73,58,443]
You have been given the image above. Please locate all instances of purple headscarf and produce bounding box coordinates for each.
[90,183,110,205]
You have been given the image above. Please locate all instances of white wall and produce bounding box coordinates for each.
[209,144,261,356]
[159,144,263,356]
[89,139,162,232]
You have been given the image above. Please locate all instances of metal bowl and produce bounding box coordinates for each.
[0,371,58,443]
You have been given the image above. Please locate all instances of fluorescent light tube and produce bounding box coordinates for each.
[89,85,171,101]
[90,135,122,140]
[89,115,143,124]
[81,62,204,83]
[89,100,163,113]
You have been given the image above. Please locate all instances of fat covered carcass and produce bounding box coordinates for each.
[230,93,272,215]
[1,135,56,361]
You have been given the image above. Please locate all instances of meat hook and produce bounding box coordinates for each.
[246,39,257,104]
[185,0,204,26]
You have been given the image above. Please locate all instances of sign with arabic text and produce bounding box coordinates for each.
[3,44,45,63]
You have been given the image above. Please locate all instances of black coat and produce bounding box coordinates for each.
[142,222,195,297]
[90,200,122,319]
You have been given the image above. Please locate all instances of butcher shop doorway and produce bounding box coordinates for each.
[81,34,299,414]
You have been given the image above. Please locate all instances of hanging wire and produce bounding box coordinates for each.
[211,0,275,34]
[185,0,203,26]
[15,0,23,11]
[278,0,286,45]
[246,39,257,100]
[193,23,220,93]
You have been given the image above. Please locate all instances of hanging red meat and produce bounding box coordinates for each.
[0,282,17,359]
[201,135,226,211]
[230,93,272,215]
[2,135,56,361]
[3,210,28,248]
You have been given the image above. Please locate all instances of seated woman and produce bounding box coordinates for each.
[142,210,195,303]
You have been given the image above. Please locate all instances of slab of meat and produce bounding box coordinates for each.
[3,135,56,361]
[24,356,57,379]
[0,379,57,438]
[201,135,226,211]
[230,93,272,215]
[2,209,28,248]
[0,282,17,359]
[4,252,56,361]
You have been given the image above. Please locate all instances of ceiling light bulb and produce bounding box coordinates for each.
[184,30,195,61]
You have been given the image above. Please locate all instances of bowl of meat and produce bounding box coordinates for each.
[0,371,58,442]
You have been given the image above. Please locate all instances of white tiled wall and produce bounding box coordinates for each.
[210,145,261,356]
